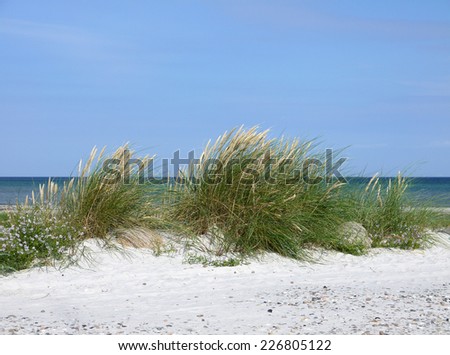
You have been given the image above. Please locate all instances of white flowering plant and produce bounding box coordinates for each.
[0,204,83,273]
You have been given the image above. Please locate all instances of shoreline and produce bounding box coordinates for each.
[1,235,450,335]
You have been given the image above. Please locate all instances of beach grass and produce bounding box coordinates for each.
[184,254,244,267]
[59,145,154,241]
[0,203,81,273]
[0,145,158,273]
[0,211,8,226]
[422,206,450,230]
[168,127,353,259]
[1,128,449,274]
[353,174,439,249]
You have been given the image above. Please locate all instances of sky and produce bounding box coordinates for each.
[0,0,449,176]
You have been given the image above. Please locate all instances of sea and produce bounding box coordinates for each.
[1,177,450,207]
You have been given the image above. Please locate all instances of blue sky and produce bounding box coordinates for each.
[0,0,449,176]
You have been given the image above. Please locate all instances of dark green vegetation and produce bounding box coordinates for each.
[0,146,154,274]
[184,254,244,267]
[352,175,441,249]
[1,127,447,274]
[169,127,353,259]
[59,146,153,240]
[0,212,8,226]
[0,204,80,273]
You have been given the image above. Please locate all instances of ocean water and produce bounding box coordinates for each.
[344,177,450,207]
[0,176,450,207]
[0,177,71,206]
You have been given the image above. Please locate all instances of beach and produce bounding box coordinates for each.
[1,233,450,335]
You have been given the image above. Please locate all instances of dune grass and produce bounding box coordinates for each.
[0,211,8,226]
[427,211,450,230]
[0,145,159,273]
[0,191,81,274]
[2,128,448,274]
[353,174,439,249]
[59,145,154,240]
[168,127,353,259]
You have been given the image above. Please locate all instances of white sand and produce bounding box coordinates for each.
[1,235,450,335]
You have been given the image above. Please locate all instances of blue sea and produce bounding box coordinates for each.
[0,176,450,207]
[344,177,450,207]
[0,177,71,206]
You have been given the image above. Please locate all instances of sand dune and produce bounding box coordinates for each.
[1,234,450,335]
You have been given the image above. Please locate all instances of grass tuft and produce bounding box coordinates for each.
[0,203,81,274]
[169,126,351,260]
[354,173,438,249]
[0,211,9,226]
[0,144,159,273]
[60,145,153,240]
